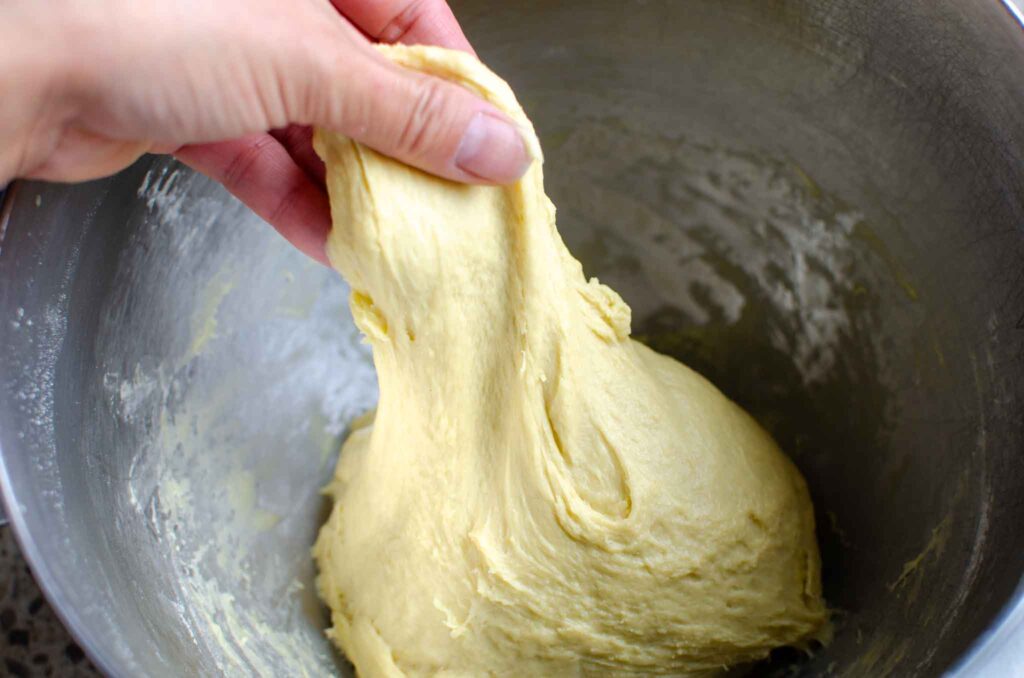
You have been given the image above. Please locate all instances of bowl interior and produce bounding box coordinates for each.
[1,1,1023,676]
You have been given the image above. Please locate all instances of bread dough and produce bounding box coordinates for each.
[312,45,827,677]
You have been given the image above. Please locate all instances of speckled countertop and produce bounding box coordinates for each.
[0,528,100,677]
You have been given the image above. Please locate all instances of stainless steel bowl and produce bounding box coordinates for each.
[2,0,1023,675]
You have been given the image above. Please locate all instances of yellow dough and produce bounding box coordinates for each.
[312,45,827,677]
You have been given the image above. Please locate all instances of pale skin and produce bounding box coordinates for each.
[0,0,530,264]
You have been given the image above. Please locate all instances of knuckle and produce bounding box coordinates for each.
[221,136,276,190]
[267,178,306,228]
[309,46,374,135]
[396,78,451,159]
[378,0,426,43]
[295,38,344,123]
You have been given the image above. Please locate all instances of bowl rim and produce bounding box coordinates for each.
[943,3,1024,674]
[0,179,125,675]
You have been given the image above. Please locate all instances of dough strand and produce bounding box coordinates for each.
[313,44,827,677]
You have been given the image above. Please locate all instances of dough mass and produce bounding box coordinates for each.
[313,45,827,677]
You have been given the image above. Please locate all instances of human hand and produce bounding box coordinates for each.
[0,0,530,264]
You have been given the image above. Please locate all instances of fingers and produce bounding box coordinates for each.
[172,0,522,268]
[23,128,151,182]
[310,49,530,184]
[175,135,331,266]
[331,0,475,54]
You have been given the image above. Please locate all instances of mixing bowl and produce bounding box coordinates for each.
[2,0,1023,675]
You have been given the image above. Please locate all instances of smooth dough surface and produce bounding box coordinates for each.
[312,45,827,677]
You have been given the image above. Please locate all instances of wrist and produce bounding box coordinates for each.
[0,3,81,182]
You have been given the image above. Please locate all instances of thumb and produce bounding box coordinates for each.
[314,49,532,185]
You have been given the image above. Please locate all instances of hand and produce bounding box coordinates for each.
[0,0,531,264]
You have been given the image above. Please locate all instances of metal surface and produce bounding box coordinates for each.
[0,186,6,528]
[1,0,1023,675]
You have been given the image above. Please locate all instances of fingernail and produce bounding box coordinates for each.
[455,112,531,183]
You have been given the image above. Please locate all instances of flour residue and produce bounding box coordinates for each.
[138,166,188,223]
[90,163,376,675]
[551,120,905,385]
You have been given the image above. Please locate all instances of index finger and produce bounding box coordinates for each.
[330,0,475,54]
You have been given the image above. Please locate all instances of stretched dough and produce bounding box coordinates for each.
[313,45,826,677]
